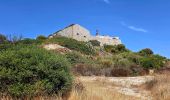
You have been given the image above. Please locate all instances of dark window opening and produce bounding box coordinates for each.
[77,33,79,35]
[84,36,86,38]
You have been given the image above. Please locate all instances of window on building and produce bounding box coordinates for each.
[84,36,86,38]
[77,33,79,35]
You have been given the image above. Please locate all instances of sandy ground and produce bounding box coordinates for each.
[78,76,154,100]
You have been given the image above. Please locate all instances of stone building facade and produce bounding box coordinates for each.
[49,24,122,46]
[49,24,91,41]
[92,35,122,46]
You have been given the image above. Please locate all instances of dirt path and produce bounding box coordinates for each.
[78,76,154,100]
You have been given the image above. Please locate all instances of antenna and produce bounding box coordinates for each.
[96,30,99,36]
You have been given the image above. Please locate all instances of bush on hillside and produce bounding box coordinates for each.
[0,45,72,98]
[17,38,42,45]
[111,68,133,77]
[89,40,100,46]
[138,48,154,56]
[100,60,113,68]
[46,36,95,55]
[65,52,89,65]
[104,44,128,54]
[36,35,47,41]
[116,44,127,51]
[0,34,7,44]
[97,57,114,68]
[72,63,114,76]
[139,55,166,69]
[118,52,142,65]
[115,59,132,68]
[0,43,13,51]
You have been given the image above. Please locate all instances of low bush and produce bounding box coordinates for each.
[114,58,133,68]
[0,34,8,44]
[0,43,13,51]
[72,63,108,76]
[65,52,91,65]
[0,45,72,98]
[104,44,128,54]
[36,35,47,41]
[139,55,166,69]
[111,68,132,77]
[138,48,154,56]
[89,40,100,46]
[118,52,142,65]
[46,36,95,55]
[100,60,113,68]
[17,38,43,45]
[97,57,114,68]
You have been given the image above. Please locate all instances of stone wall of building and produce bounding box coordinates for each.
[92,36,122,46]
[49,24,122,46]
[50,24,91,42]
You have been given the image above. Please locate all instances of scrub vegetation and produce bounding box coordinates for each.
[0,33,169,99]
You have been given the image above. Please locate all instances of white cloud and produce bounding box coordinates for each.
[103,0,110,4]
[121,21,127,26]
[128,26,148,33]
[121,21,148,33]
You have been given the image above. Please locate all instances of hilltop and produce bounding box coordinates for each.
[1,33,169,76]
[0,33,170,100]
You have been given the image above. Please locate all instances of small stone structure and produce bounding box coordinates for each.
[49,24,122,46]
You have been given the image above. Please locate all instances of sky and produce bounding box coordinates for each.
[0,0,170,58]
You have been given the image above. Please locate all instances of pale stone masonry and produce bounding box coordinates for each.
[49,24,91,41]
[49,24,122,46]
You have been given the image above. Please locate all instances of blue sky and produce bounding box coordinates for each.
[0,0,170,58]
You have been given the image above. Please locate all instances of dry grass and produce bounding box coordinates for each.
[69,78,139,100]
[149,72,170,100]
[0,79,135,100]
[0,95,63,100]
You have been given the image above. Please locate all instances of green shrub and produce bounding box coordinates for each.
[97,57,113,68]
[17,38,42,45]
[116,44,127,52]
[114,58,134,68]
[139,55,166,69]
[119,52,142,65]
[100,60,113,68]
[89,40,100,46]
[0,34,7,44]
[104,44,128,54]
[65,52,89,65]
[0,43,13,51]
[0,45,72,98]
[138,48,154,56]
[104,45,115,53]
[36,35,47,41]
[46,36,95,55]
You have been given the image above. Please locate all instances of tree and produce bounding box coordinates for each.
[36,35,47,40]
[116,44,127,52]
[139,48,154,56]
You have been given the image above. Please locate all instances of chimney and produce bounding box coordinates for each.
[96,30,99,36]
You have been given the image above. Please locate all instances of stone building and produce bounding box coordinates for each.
[92,35,122,46]
[49,24,91,41]
[49,24,122,46]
